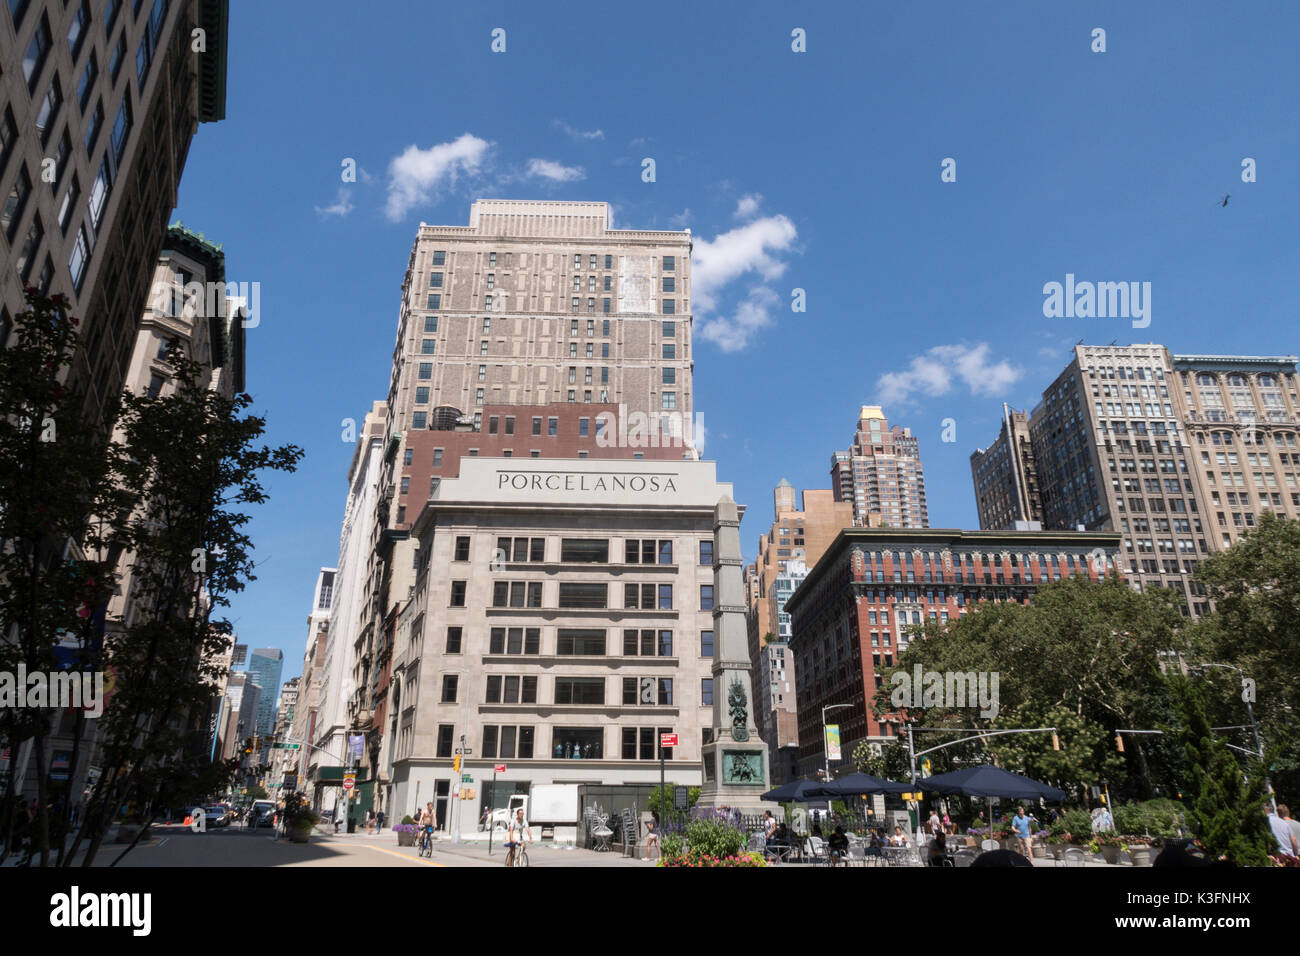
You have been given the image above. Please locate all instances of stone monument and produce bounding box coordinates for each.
[699,496,770,809]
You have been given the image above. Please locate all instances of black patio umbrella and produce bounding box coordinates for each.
[760,778,826,803]
[916,765,1067,802]
[917,764,1066,848]
[806,772,911,797]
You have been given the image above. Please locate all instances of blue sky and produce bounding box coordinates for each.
[171,1,1299,679]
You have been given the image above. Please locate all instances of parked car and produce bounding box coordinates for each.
[202,805,228,828]
[250,800,277,828]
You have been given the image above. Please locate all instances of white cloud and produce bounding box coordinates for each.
[314,187,354,219]
[692,213,798,352]
[733,193,762,219]
[876,344,1023,406]
[697,287,781,354]
[524,158,586,183]
[384,133,491,221]
[554,120,605,141]
[668,208,692,229]
[692,214,798,315]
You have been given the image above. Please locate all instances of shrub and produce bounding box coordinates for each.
[401,815,415,825]
[683,817,747,858]
[659,851,766,868]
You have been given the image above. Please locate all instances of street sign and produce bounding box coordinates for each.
[272,743,301,750]
[660,733,679,748]
[342,772,356,792]
[673,786,689,810]
[494,764,506,774]
[461,774,473,783]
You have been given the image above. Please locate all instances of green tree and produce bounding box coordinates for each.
[0,291,135,866]
[880,575,1190,801]
[852,738,911,780]
[1193,512,1300,804]
[1169,678,1273,865]
[68,345,300,866]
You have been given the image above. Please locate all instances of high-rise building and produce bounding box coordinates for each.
[831,406,929,528]
[390,457,747,832]
[973,345,1300,616]
[386,199,693,433]
[970,403,1042,530]
[1,0,229,427]
[292,568,334,796]
[786,527,1120,778]
[743,480,852,784]
[246,648,283,739]
[1171,354,1300,563]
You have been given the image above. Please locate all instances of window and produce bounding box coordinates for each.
[111,99,132,165]
[432,250,446,266]
[454,536,470,561]
[662,276,675,292]
[603,298,611,313]
[436,725,454,758]
[555,678,604,705]
[700,630,714,657]
[446,627,462,653]
[15,215,42,280]
[441,675,458,702]
[23,13,52,91]
[426,293,441,309]
[418,362,432,379]
[490,582,542,608]
[624,583,657,608]
[658,584,673,609]
[658,630,673,656]
[423,315,438,333]
[450,581,467,606]
[699,540,714,565]
[109,33,126,83]
[429,272,443,287]
[557,629,605,655]
[700,585,714,611]
[625,539,672,564]
[504,416,514,435]
[572,297,580,312]
[663,343,675,360]
[662,392,676,409]
[58,172,80,232]
[662,300,675,315]
[662,255,675,271]
[558,582,607,608]
[34,75,61,146]
[145,373,165,398]
[560,539,608,563]
[623,629,662,656]
[548,417,558,436]
[84,99,103,152]
[663,367,675,385]
[495,536,545,562]
[702,678,714,706]
[662,321,675,337]
[553,727,601,759]
[432,448,443,466]
[411,411,426,429]
[2,165,32,240]
[414,386,429,404]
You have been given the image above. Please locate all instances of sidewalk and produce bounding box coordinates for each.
[311,827,648,867]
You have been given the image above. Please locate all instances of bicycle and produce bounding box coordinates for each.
[504,840,529,867]
[418,826,434,858]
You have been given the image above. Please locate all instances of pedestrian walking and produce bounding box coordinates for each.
[1011,806,1034,858]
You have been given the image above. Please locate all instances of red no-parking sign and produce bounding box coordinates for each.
[494,764,507,773]
[660,733,679,748]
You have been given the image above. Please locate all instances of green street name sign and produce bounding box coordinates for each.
[272,743,301,750]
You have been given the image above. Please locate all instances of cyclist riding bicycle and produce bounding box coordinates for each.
[418,802,435,853]
[504,807,531,866]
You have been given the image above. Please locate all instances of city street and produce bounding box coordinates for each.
[89,825,647,868]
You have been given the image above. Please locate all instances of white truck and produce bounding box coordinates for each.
[488,785,581,842]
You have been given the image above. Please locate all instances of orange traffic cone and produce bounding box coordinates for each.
[183,815,192,826]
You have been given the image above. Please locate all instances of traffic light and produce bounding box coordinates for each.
[1115,733,1125,753]
[243,737,253,754]
[1051,732,1060,751]
[452,755,461,773]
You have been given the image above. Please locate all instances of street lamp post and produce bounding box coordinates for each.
[821,703,854,816]
[1192,662,1274,813]
[448,668,472,845]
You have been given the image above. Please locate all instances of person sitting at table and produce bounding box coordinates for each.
[767,823,790,859]
[928,829,949,866]
[828,825,850,865]
[889,824,909,846]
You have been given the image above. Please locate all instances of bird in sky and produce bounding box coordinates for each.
[1218,194,1230,207]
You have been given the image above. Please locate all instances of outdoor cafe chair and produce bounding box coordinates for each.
[844,843,867,867]
[1062,847,1086,867]
[980,839,1000,852]
[805,836,830,865]
[952,849,977,868]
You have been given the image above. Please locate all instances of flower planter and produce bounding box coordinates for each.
[289,826,311,844]
[397,830,416,847]
[1051,844,1067,861]
[1100,845,1121,865]
[1032,843,1050,859]
[1127,846,1154,867]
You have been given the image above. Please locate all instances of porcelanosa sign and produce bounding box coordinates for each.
[496,470,680,495]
